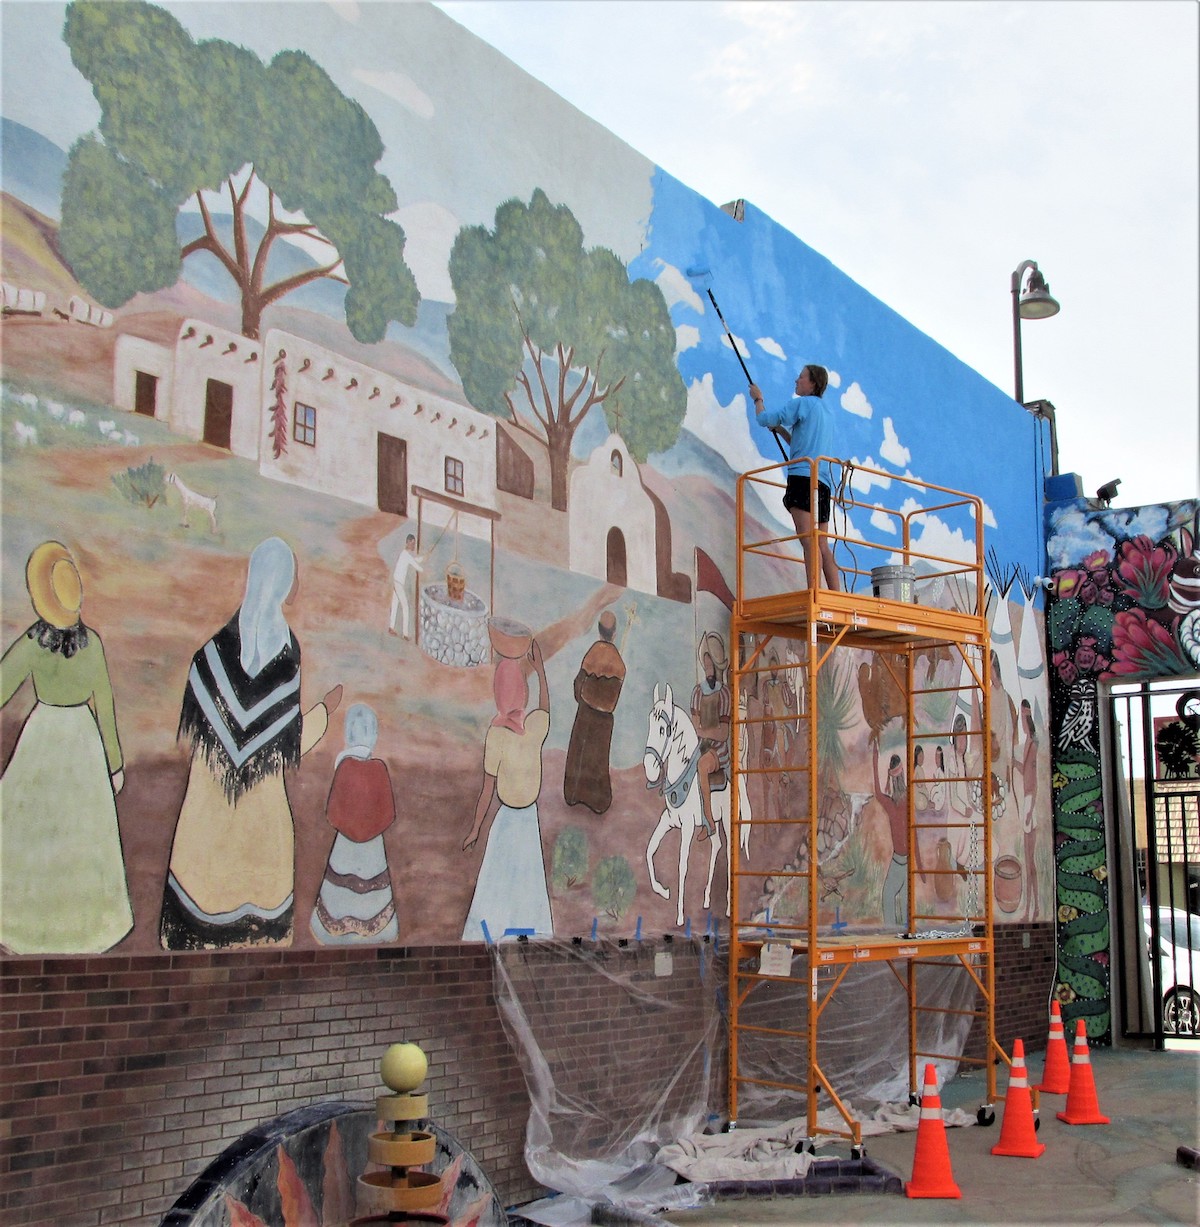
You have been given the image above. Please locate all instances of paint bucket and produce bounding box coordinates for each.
[993,855,1022,913]
[871,564,916,602]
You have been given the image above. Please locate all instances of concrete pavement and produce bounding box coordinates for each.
[666,1042,1199,1226]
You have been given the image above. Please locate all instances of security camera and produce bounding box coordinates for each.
[1095,479,1121,507]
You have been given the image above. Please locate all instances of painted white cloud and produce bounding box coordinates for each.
[1045,505,1118,569]
[683,373,766,476]
[840,381,872,418]
[870,504,898,535]
[353,68,435,120]
[674,323,700,356]
[827,369,842,389]
[880,416,911,467]
[904,513,978,566]
[901,469,998,532]
[846,456,894,494]
[756,336,786,361]
[393,200,460,301]
[653,260,705,314]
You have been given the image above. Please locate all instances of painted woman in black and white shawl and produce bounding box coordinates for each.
[160,537,342,949]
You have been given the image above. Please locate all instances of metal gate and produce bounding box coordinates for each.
[1108,681,1200,1043]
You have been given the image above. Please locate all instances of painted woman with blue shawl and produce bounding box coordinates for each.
[160,538,341,949]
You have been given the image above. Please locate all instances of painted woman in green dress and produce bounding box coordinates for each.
[0,541,132,953]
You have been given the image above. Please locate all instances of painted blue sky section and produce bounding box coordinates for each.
[631,168,1049,586]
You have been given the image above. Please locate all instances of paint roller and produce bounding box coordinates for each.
[687,265,787,461]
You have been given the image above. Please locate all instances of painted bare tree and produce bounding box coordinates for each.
[59,0,419,342]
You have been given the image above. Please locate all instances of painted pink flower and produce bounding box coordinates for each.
[1114,534,1177,608]
[1052,649,1078,685]
[1052,554,1114,607]
[1108,608,1191,677]
[1052,569,1087,602]
[1072,635,1110,675]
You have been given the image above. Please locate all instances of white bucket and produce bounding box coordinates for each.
[871,564,916,602]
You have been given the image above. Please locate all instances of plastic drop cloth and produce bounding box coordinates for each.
[493,936,979,1224]
[493,937,723,1206]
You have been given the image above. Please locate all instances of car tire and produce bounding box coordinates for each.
[1163,987,1200,1036]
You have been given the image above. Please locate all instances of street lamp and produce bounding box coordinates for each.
[1011,259,1059,405]
[1024,398,1060,477]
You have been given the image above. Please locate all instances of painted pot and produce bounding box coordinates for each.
[993,854,1022,913]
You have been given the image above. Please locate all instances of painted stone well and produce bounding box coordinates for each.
[419,565,490,669]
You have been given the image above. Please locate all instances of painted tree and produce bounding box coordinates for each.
[59,0,419,342]
[448,189,686,511]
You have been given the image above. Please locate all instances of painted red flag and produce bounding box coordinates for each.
[695,547,734,610]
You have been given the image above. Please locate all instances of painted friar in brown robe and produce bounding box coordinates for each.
[562,612,626,814]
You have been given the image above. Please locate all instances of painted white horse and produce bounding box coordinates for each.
[643,683,732,926]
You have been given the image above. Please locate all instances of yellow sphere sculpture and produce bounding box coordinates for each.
[380,1042,428,1093]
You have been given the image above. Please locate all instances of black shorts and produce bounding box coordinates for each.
[783,475,831,523]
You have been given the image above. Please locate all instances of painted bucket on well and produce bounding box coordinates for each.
[871,564,916,602]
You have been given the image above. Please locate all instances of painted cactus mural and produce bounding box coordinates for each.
[1046,498,1200,1041]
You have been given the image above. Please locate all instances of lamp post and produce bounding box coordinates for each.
[1024,398,1060,477]
[1011,259,1059,405]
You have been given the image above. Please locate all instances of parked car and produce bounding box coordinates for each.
[1143,904,1200,1035]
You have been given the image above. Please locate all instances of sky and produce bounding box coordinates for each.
[433,0,1199,511]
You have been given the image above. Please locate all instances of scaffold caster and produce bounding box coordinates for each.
[851,1144,864,1160]
[793,1138,815,1155]
[1034,1111,1041,1132]
[976,1104,996,1126]
[908,1090,920,1107]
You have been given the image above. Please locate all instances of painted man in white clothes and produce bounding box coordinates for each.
[388,534,424,640]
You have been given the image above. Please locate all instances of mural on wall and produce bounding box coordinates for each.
[729,561,1054,940]
[1,0,1051,955]
[1044,497,1200,1042]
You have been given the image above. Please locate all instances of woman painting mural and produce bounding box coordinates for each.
[1,541,133,953]
[160,537,341,949]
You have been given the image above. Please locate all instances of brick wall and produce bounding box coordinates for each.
[1,927,1054,1225]
[0,948,539,1226]
[963,922,1059,1062]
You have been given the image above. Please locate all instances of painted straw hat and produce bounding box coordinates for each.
[26,541,83,629]
[696,629,728,674]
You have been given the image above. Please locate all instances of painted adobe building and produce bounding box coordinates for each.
[1,1,1195,1221]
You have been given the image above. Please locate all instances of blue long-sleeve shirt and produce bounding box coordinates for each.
[756,395,834,478]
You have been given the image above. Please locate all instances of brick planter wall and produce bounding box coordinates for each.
[963,922,1059,1063]
[0,948,540,1226]
[1,926,1054,1225]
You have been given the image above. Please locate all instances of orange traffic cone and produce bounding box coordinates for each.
[991,1039,1046,1158]
[1055,1020,1111,1125]
[1037,1001,1071,1094]
[906,1063,962,1199]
